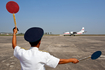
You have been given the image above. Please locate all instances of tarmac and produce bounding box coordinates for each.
[0,36,105,70]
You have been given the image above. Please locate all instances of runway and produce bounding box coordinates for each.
[0,36,105,70]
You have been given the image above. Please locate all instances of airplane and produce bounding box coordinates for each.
[63,27,85,36]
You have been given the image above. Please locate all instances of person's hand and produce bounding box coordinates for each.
[13,27,18,34]
[71,58,79,64]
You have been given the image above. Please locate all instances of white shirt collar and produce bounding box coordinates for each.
[30,47,39,50]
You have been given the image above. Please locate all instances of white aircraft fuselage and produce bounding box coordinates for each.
[64,27,85,36]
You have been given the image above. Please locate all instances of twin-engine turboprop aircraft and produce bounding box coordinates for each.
[63,27,85,36]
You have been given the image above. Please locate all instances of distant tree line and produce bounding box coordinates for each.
[44,32,52,35]
[17,33,24,35]
[0,32,55,36]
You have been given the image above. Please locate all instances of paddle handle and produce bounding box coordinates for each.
[79,56,91,61]
[13,13,17,27]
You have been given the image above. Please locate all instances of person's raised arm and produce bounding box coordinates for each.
[59,58,79,64]
[12,27,17,49]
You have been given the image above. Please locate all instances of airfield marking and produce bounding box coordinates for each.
[99,55,105,59]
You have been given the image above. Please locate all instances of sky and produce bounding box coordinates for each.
[0,0,105,34]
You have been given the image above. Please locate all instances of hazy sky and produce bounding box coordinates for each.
[0,0,105,34]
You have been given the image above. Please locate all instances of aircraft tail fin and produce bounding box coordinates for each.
[81,27,84,32]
